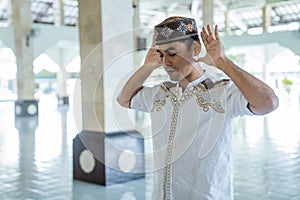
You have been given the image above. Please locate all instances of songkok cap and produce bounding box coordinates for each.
[154,16,199,45]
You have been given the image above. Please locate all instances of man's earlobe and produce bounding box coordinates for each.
[194,49,200,56]
[194,42,201,56]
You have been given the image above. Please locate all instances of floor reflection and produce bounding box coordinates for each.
[233,89,300,200]
[0,90,299,200]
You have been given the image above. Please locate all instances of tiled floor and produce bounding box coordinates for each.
[0,89,300,200]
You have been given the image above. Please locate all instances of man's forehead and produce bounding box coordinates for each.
[155,41,185,51]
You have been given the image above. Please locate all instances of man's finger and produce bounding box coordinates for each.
[207,24,213,36]
[202,26,208,37]
[200,31,208,45]
[207,24,216,40]
[214,25,219,40]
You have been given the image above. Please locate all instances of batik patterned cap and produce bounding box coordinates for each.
[154,16,198,45]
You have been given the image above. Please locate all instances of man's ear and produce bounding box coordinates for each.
[193,41,201,56]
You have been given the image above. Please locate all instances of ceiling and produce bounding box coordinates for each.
[139,0,300,33]
[31,0,78,26]
[0,0,299,34]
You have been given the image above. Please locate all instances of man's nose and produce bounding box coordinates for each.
[163,55,171,66]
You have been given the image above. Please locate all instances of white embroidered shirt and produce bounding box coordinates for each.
[131,72,254,200]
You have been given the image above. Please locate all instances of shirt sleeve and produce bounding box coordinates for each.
[130,85,160,113]
[224,80,254,117]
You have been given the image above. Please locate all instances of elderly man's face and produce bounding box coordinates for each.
[156,41,196,82]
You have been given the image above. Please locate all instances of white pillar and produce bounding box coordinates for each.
[262,5,271,33]
[202,0,219,75]
[202,0,214,26]
[225,10,231,35]
[73,0,144,187]
[56,47,68,105]
[11,0,35,100]
[101,0,135,133]
[78,0,104,132]
[11,0,38,117]
[54,0,64,26]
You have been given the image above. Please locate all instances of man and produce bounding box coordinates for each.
[117,16,278,200]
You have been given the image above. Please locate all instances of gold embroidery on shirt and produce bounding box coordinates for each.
[151,80,227,113]
[151,85,169,112]
[196,97,225,113]
[152,79,229,199]
[152,98,166,112]
[162,108,179,200]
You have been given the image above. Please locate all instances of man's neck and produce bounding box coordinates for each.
[179,64,205,90]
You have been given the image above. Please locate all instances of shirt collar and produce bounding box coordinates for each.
[186,72,208,88]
